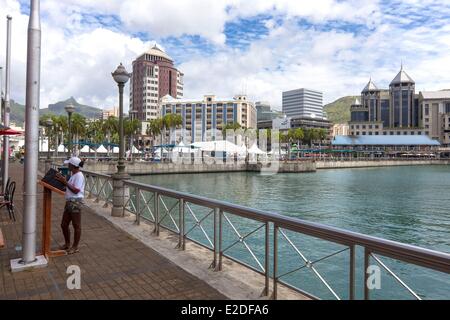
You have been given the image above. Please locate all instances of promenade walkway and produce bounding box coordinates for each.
[0,163,226,300]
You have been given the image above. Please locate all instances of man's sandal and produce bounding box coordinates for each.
[67,247,80,255]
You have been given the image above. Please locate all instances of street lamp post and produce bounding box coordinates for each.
[65,104,75,158]
[2,16,12,193]
[111,63,130,217]
[44,118,53,172]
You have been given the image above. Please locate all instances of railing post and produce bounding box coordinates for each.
[86,175,93,199]
[177,198,184,249]
[216,208,223,272]
[154,192,159,236]
[262,221,270,297]
[95,177,100,203]
[349,244,355,300]
[364,247,370,300]
[136,187,141,225]
[273,224,278,300]
[182,201,186,251]
[211,207,220,270]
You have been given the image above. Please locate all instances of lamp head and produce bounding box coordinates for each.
[65,104,75,115]
[112,63,131,85]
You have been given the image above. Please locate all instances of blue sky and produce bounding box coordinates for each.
[2,0,450,112]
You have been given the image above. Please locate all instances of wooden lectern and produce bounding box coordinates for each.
[39,181,67,258]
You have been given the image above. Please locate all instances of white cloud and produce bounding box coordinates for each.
[1,0,450,118]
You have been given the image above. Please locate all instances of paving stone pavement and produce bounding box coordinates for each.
[0,163,226,300]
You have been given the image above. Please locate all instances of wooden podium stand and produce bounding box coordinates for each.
[39,181,67,258]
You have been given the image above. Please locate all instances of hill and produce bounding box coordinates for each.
[41,97,102,119]
[10,100,26,125]
[8,97,102,125]
[324,96,359,124]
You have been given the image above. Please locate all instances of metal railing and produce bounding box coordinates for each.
[82,169,450,300]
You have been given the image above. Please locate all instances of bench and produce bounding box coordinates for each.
[0,228,4,248]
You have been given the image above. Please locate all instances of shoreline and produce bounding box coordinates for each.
[75,159,450,175]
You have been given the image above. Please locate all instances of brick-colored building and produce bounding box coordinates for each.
[129,45,184,121]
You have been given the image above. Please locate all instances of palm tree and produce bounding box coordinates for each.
[146,118,162,149]
[124,118,141,160]
[292,128,304,158]
[222,122,242,139]
[310,129,320,147]
[163,114,183,145]
[318,128,328,147]
[70,113,87,154]
[53,115,68,157]
[147,118,164,147]
[103,116,118,154]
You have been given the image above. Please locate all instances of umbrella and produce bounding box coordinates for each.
[0,128,23,136]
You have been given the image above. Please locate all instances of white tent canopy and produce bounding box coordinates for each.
[154,147,169,155]
[112,147,119,153]
[57,144,67,152]
[248,143,266,155]
[80,145,94,153]
[173,141,194,153]
[131,146,140,154]
[96,145,108,153]
[40,141,55,152]
[190,140,242,153]
[268,149,287,155]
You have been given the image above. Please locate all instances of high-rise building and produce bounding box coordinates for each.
[282,88,324,119]
[256,101,284,122]
[160,94,257,143]
[349,66,450,146]
[129,45,184,122]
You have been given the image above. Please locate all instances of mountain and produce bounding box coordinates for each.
[41,97,102,119]
[8,97,102,125]
[10,100,26,125]
[324,96,359,124]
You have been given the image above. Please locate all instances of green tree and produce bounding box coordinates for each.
[163,113,183,144]
[124,118,141,159]
[147,118,164,147]
[70,113,87,153]
[222,122,242,139]
[102,116,118,153]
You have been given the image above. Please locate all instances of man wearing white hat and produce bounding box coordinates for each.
[55,157,85,254]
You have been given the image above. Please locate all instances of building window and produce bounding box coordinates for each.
[425,104,429,116]
[362,132,366,135]
[369,132,373,135]
[390,132,394,135]
[411,132,415,135]
[425,118,429,123]
[356,132,360,135]
[369,125,373,129]
[375,132,379,135]
[383,132,387,135]
[418,132,422,135]
[425,132,429,135]
[362,125,366,129]
[375,125,379,129]
[404,132,408,135]
[356,125,360,129]
[397,132,401,135]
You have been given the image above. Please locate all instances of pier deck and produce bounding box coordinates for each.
[0,163,226,300]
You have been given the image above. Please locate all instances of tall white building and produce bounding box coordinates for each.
[282,88,324,119]
[129,45,184,122]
